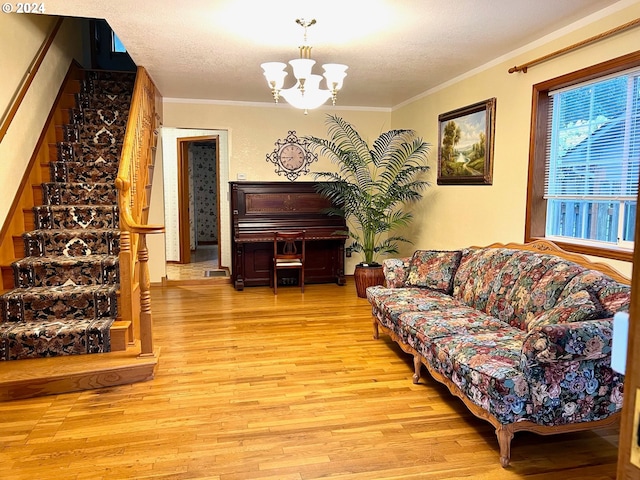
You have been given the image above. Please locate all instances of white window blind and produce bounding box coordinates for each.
[545,71,640,199]
[543,69,640,246]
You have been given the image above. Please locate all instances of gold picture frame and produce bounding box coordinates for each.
[437,98,496,185]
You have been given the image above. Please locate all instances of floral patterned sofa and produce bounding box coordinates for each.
[366,240,630,467]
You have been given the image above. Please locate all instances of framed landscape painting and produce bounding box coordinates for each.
[437,98,496,185]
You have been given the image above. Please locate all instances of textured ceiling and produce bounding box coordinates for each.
[44,0,622,108]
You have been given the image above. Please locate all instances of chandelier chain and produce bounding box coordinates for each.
[295,18,316,44]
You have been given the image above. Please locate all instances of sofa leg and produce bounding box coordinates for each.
[495,425,514,468]
[412,355,421,384]
[373,319,379,339]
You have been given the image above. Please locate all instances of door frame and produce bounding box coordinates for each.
[176,135,221,265]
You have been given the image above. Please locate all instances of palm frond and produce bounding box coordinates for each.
[305,115,431,264]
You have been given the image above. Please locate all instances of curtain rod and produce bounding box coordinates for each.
[509,17,640,74]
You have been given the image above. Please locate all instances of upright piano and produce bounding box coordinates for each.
[230,181,348,291]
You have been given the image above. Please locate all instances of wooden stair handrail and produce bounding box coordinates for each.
[114,177,164,234]
[116,66,164,357]
[117,66,164,232]
[0,17,64,143]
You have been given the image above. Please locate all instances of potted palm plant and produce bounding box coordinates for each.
[305,115,431,297]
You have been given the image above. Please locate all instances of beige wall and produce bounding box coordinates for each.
[147,127,167,283]
[0,15,83,227]
[391,1,640,278]
[161,102,390,274]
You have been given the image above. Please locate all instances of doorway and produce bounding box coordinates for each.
[167,135,224,280]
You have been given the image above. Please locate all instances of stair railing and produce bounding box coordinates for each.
[115,66,164,357]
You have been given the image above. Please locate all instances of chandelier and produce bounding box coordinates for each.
[261,19,348,114]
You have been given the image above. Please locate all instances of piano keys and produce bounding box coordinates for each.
[230,181,348,291]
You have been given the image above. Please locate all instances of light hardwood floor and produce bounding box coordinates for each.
[0,281,619,479]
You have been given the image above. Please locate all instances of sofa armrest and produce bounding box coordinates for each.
[382,257,411,288]
[521,319,614,367]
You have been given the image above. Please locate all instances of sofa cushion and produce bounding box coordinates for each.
[382,257,411,288]
[559,270,614,298]
[597,284,631,316]
[399,308,507,343]
[452,248,515,313]
[453,248,584,329]
[490,256,585,330]
[405,250,462,293]
[367,286,459,324]
[527,290,604,331]
[428,329,530,424]
[558,269,630,316]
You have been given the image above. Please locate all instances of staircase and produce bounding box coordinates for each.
[0,70,135,361]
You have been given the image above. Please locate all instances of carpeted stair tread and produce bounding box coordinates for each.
[0,316,114,360]
[55,142,122,163]
[42,182,117,205]
[76,92,132,110]
[83,75,135,88]
[67,108,129,145]
[64,123,127,146]
[33,205,119,229]
[2,284,118,322]
[23,228,120,257]
[50,160,119,183]
[70,108,130,127]
[12,254,119,288]
[82,78,135,95]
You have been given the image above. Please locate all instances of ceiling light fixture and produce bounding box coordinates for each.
[261,18,348,114]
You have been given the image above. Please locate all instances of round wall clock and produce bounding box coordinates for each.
[266,131,318,181]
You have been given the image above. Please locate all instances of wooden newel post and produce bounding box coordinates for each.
[138,234,154,356]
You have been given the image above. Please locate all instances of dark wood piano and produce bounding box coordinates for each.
[230,181,348,291]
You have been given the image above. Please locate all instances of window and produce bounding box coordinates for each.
[526,52,640,261]
[111,32,127,53]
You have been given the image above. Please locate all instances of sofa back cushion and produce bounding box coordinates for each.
[559,270,631,316]
[453,248,586,329]
[527,290,604,331]
[452,248,516,314]
[382,257,411,288]
[405,250,462,294]
[492,255,585,330]
[597,283,631,315]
